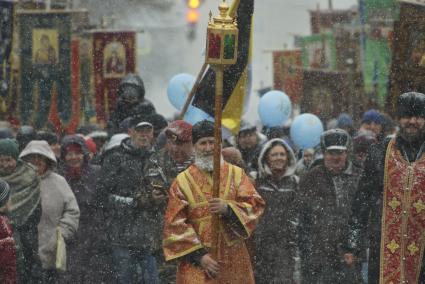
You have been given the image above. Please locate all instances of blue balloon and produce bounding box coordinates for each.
[290,113,324,149]
[183,105,214,125]
[167,73,195,110]
[258,90,292,127]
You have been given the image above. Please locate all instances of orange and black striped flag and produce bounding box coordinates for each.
[192,0,253,134]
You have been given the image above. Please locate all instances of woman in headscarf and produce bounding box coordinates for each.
[19,140,80,283]
[58,135,112,283]
[254,138,299,284]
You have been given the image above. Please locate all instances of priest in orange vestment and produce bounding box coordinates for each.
[162,120,265,284]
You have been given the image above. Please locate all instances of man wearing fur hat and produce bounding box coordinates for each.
[162,120,265,284]
[346,92,425,283]
[298,129,363,283]
[0,139,41,283]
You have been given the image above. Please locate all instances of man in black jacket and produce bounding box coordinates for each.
[298,129,363,284]
[345,92,425,284]
[98,116,163,283]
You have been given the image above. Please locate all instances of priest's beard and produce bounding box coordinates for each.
[194,153,214,172]
[399,123,425,144]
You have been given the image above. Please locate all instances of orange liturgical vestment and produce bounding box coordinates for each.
[163,162,265,284]
[380,139,425,283]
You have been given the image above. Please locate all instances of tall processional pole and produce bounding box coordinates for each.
[204,0,239,258]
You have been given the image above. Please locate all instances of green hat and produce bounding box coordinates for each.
[0,139,19,161]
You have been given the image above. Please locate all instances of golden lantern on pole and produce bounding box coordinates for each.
[205,0,238,259]
[205,1,239,66]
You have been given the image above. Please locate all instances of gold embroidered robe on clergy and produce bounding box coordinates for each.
[380,139,425,284]
[163,162,265,284]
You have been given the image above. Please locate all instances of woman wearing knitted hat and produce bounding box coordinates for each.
[358,109,384,140]
[20,140,80,283]
[0,179,17,284]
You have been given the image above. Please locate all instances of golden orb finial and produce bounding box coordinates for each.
[218,0,230,18]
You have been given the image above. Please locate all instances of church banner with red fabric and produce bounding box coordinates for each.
[92,31,135,124]
[272,50,303,104]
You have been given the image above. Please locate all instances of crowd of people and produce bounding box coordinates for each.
[0,73,424,284]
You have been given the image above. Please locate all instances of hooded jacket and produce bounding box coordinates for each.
[254,139,299,283]
[20,140,80,269]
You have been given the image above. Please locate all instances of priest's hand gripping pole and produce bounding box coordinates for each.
[205,0,239,260]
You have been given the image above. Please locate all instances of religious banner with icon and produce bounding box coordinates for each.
[272,49,303,103]
[302,69,359,121]
[0,0,15,117]
[388,1,425,113]
[19,11,73,130]
[299,33,337,70]
[92,31,135,124]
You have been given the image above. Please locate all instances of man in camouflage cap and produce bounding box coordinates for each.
[145,120,194,284]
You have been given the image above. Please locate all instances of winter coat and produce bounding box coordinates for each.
[95,134,129,166]
[58,135,113,283]
[253,138,299,284]
[0,213,16,284]
[19,140,80,270]
[0,161,42,283]
[297,160,362,284]
[97,138,160,250]
[346,136,425,284]
[37,171,80,269]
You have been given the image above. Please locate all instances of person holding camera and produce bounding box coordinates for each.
[143,120,194,284]
[97,115,162,283]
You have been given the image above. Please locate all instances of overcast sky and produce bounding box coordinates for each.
[106,0,358,122]
[184,0,358,123]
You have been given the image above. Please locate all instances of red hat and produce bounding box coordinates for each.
[165,120,192,143]
[84,137,97,154]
